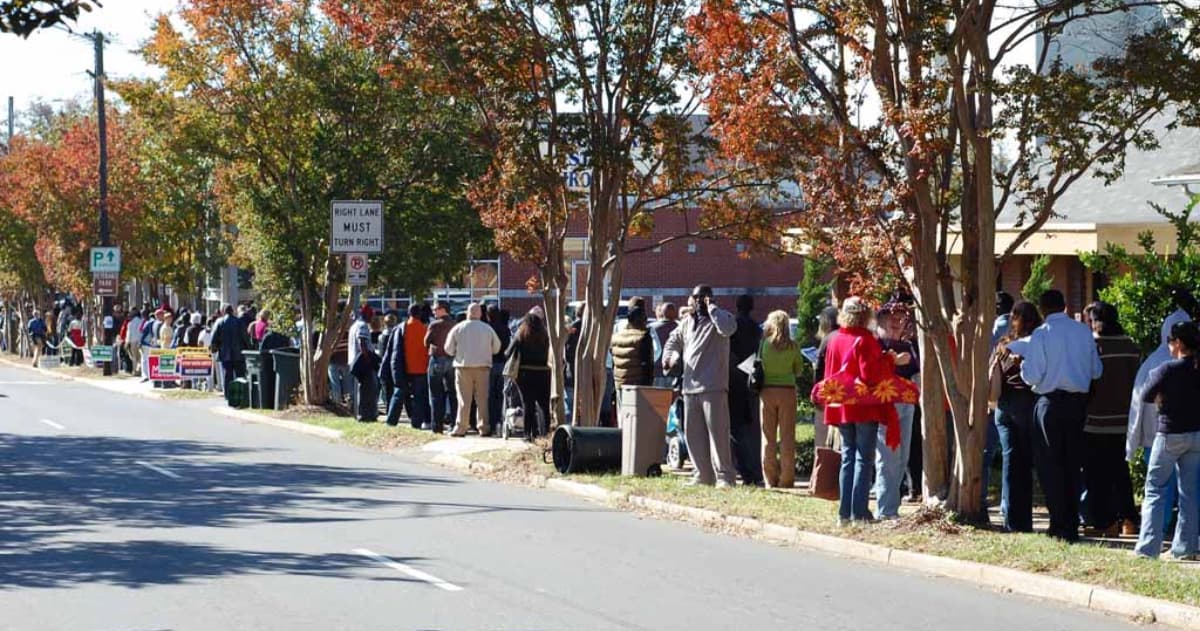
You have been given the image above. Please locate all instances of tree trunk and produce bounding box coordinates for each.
[541,273,568,428]
[917,328,950,503]
[571,237,624,427]
[301,256,351,407]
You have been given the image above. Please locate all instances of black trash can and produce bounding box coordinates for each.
[243,350,275,409]
[270,348,301,411]
[551,425,622,474]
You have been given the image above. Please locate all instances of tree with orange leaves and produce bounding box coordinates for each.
[327,0,784,427]
[690,1,1200,519]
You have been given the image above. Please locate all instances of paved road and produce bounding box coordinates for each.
[0,364,1144,630]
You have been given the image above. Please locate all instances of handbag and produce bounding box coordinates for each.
[810,430,841,501]
[503,344,521,381]
[747,339,766,394]
[988,351,1004,405]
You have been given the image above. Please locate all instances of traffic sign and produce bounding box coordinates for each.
[90,246,121,273]
[331,200,384,253]
[347,253,369,287]
[93,272,120,297]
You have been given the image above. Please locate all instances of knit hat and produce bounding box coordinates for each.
[191,313,203,325]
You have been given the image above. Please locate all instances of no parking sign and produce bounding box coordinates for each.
[347,253,368,287]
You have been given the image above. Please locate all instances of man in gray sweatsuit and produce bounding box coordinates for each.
[663,285,738,486]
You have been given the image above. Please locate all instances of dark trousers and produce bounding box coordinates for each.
[1083,432,1138,529]
[428,357,456,433]
[356,374,380,421]
[996,389,1037,532]
[729,383,763,485]
[517,369,551,439]
[221,359,246,399]
[385,380,407,426]
[1033,391,1089,540]
[404,373,431,429]
[489,361,505,430]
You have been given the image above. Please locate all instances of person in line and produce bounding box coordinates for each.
[564,306,583,422]
[821,297,904,524]
[663,285,739,487]
[488,304,512,431]
[1020,289,1103,542]
[612,305,655,396]
[27,309,47,368]
[445,303,502,437]
[1129,307,1193,539]
[989,301,1042,532]
[508,312,553,439]
[125,308,144,376]
[1081,301,1141,537]
[993,292,1014,348]
[348,305,376,421]
[213,304,251,399]
[728,294,764,486]
[873,302,918,519]
[813,305,840,452]
[402,304,431,429]
[159,311,177,350]
[759,310,804,489]
[327,301,351,406]
[425,302,458,434]
[1134,320,1200,560]
[377,312,399,411]
[185,312,205,347]
[649,302,679,388]
[250,309,270,346]
[380,310,406,426]
[66,319,86,367]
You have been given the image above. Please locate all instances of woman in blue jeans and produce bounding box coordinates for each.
[820,298,905,525]
[988,301,1042,532]
[1135,320,1200,560]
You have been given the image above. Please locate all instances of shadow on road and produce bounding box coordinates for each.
[0,540,424,590]
[0,432,599,590]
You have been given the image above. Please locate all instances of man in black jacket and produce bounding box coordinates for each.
[212,305,251,400]
[380,316,408,427]
[729,294,764,486]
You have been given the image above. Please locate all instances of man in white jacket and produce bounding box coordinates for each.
[445,303,501,437]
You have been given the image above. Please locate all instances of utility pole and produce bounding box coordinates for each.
[94,30,114,375]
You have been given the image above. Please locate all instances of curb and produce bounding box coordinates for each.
[0,355,168,401]
[429,452,1200,630]
[208,406,343,440]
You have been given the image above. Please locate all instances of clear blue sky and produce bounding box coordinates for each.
[0,0,176,125]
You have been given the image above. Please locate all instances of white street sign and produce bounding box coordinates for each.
[90,246,121,273]
[347,253,369,287]
[331,200,384,253]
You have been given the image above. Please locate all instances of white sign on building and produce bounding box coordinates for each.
[330,200,384,254]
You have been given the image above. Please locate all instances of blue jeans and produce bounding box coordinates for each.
[1135,432,1200,558]
[428,357,456,433]
[1142,447,1178,537]
[328,362,350,405]
[873,404,914,518]
[982,415,1000,507]
[839,422,879,521]
[385,380,407,426]
[995,390,1036,532]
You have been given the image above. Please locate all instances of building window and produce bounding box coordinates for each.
[687,243,697,254]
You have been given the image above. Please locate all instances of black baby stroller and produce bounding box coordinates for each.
[501,375,526,440]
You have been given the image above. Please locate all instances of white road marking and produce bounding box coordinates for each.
[353,548,464,592]
[38,419,66,430]
[135,461,182,480]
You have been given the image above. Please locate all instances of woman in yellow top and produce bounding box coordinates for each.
[759,310,806,488]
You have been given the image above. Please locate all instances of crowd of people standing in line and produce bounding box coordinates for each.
[817,286,1200,559]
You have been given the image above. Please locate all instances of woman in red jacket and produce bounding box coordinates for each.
[822,297,909,524]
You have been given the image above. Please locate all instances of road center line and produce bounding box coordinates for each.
[38,419,66,430]
[135,461,182,480]
[353,548,464,592]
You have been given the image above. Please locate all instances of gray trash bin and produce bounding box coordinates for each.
[270,348,301,410]
[619,385,673,477]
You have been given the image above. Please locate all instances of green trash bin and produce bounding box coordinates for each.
[270,348,301,411]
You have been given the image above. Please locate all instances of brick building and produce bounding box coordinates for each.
[497,208,807,317]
